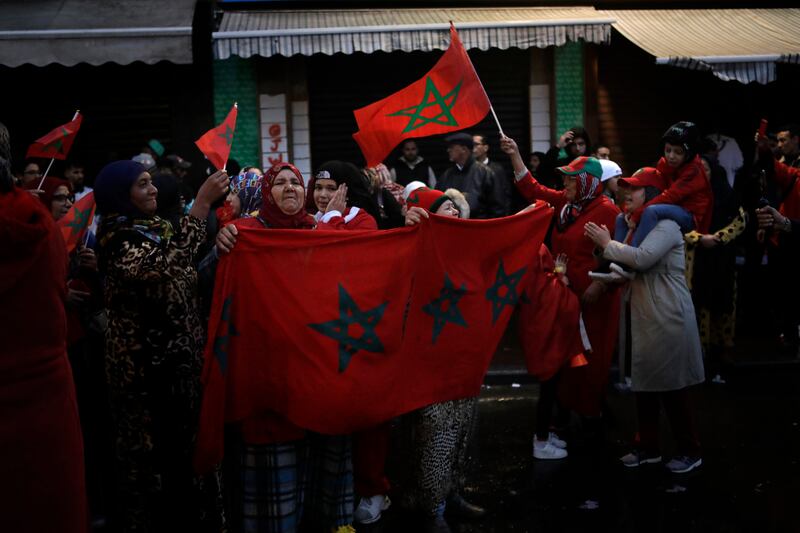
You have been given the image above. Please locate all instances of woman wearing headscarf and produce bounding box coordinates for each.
[585,171,704,474]
[500,136,621,459]
[94,160,228,532]
[214,163,357,533]
[306,164,378,230]
[0,128,87,533]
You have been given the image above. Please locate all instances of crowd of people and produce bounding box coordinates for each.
[3,115,800,533]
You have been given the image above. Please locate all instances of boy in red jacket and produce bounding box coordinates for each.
[627,121,714,247]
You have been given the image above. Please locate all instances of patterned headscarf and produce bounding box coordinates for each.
[259,163,315,229]
[557,170,602,230]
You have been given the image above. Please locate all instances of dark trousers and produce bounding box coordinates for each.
[353,423,391,497]
[635,387,700,456]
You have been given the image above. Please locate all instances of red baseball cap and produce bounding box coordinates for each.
[407,187,450,213]
[618,167,665,190]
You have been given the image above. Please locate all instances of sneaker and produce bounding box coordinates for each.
[548,432,567,449]
[533,439,568,460]
[665,456,702,474]
[619,450,662,468]
[331,526,356,533]
[354,494,391,524]
[610,262,636,280]
[589,270,626,283]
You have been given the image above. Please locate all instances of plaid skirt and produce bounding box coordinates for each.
[240,434,354,533]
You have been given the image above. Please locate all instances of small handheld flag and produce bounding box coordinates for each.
[196,103,238,171]
[27,111,83,161]
[57,191,96,254]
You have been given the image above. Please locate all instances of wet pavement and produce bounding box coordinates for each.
[360,362,800,533]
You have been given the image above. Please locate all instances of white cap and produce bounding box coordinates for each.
[402,180,427,201]
[599,160,622,182]
[132,153,156,170]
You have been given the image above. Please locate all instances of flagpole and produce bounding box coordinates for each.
[36,109,80,190]
[449,21,505,138]
[222,102,238,173]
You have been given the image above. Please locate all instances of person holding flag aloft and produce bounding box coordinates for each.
[500,135,621,459]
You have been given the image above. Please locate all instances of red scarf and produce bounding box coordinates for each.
[259,163,316,229]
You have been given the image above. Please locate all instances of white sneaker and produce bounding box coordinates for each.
[548,432,567,449]
[610,263,636,280]
[353,494,392,524]
[533,439,568,460]
[354,494,391,524]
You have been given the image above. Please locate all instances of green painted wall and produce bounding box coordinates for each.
[554,42,585,141]
[213,57,260,167]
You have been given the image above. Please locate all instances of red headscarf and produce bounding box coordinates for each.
[259,163,315,229]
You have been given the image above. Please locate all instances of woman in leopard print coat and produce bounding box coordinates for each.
[95,161,228,533]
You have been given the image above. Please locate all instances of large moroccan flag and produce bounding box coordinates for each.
[57,192,95,254]
[352,24,491,167]
[26,112,83,160]
[195,103,238,171]
[194,205,552,472]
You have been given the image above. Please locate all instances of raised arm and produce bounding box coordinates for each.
[500,135,566,208]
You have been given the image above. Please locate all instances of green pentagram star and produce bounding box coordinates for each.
[485,259,527,324]
[308,284,388,372]
[423,273,468,343]
[219,125,234,146]
[387,77,463,133]
[66,206,91,235]
[212,296,239,374]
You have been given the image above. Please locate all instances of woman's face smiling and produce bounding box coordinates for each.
[271,169,305,215]
[313,178,338,212]
[130,172,158,216]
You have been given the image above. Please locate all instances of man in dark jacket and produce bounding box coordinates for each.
[539,126,591,190]
[473,133,515,212]
[436,133,507,218]
[390,139,436,187]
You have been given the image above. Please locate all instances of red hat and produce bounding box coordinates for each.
[406,187,450,213]
[618,167,665,190]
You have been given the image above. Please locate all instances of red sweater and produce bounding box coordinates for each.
[316,206,379,230]
[631,155,714,234]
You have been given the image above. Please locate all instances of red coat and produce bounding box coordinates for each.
[516,172,621,416]
[0,188,87,532]
[771,159,800,221]
[631,156,713,234]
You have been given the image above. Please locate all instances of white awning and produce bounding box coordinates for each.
[213,7,613,59]
[0,0,196,67]
[600,8,800,84]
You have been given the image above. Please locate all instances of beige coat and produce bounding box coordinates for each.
[604,220,704,392]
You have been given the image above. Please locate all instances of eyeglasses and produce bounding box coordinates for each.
[52,193,75,203]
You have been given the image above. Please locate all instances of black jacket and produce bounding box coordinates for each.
[436,155,508,219]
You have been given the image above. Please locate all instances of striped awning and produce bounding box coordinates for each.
[213,7,613,59]
[0,0,196,67]
[600,8,800,84]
